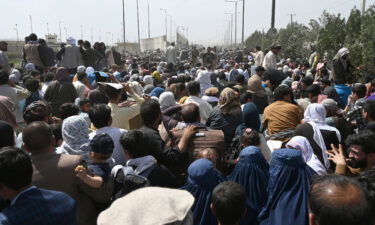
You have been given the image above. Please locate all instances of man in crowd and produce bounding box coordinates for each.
[202,47,216,67]
[309,174,374,225]
[105,83,144,130]
[252,46,264,67]
[89,104,127,166]
[0,147,76,225]
[0,41,10,73]
[328,131,375,176]
[23,33,45,72]
[37,39,55,69]
[262,43,281,71]
[185,81,212,124]
[22,121,111,225]
[166,42,177,65]
[83,41,102,68]
[263,85,303,140]
[56,37,83,74]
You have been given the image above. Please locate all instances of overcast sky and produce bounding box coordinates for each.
[1,0,374,45]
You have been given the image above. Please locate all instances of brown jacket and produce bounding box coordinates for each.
[31,152,112,225]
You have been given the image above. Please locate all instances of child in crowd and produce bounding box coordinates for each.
[75,133,114,188]
[76,98,91,127]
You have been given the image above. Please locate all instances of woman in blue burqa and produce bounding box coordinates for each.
[258,148,315,225]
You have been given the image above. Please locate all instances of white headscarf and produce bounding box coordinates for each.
[337,48,349,70]
[195,70,212,96]
[143,75,154,86]
[286,136,327,175]
[159,92,176,110]
[58,115,90,156]
[304,103,341,169]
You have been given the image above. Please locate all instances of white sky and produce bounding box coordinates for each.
[1,0,374,46]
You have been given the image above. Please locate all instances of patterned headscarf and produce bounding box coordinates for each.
[59,115,90,156]
[219,88,241,115]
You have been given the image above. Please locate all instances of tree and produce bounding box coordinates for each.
[317,11,346,61]
[344,8,363,68]
[277,23,310,60]
[361,5,375,73]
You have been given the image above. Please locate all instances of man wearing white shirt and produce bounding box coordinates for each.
[252,46,264,67]
[262,43,281,71]
[184,81,212,124]
[89,104,128,166]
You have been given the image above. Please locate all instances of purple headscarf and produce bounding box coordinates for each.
[55,67,70,82]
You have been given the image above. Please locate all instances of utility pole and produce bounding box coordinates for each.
[271,0,276,29]
[136,0,141,48]
[91,28,93,44]
[225,0,241,47]
[160,8,168,42]
[288,13,296,27]
[225,13,233,46]
[46,22,49,35]
[362,0,366,15]
[14,24,19,50]
[29,15,33,33]
[80,25,83,39]
[59,21,63,42]
[148,1,151,38]
[64,27,67,41]
[241,0,245,47]
[169,15,173,43]
[122,0,126,44]
[99,29,101,41]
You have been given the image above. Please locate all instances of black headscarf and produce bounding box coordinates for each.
[0,121,15,148]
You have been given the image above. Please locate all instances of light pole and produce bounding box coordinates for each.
[168,14,172,43]
[225,13,233,46]
[14,24,19,51]
[136,0,141,48]
[80,25,83,40]
[148,1,151,38]
[29,15,33,33]
[160,8,167,41]
[46,22,49,35]
[122,0,126,44]
[91,28,93,44]
[225,0,242,47]
[59,21,63,42]
[64,27,67,41]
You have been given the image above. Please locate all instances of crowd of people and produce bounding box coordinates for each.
[0,32,375,225]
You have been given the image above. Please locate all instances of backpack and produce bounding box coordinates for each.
[111,165,156,201]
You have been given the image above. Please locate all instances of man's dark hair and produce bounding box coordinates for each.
[0,70,9,85]
[301,76,314,86]
[30,70,41,78]
[309,174,374,225]
[352,83,367,98]
[236,74,245,84]
[78,39,84,45]
[77,72,87,81]
[357,168,375,206]
[38,39,46,45]
[345,131,375,155]
[211,181,246,225]
[89,104,111,129]
[28,33,38,41]
[23,121,53,152]
[181,104,200,123]
[44,72,55,82]
[274,85,293,101]
[302,61,310,68]
[255,46,261,51]
[104,85,122,100]
[320,78,331,86]
[79,98,90,107]
[187,81,200,96]
[23,101,51,124]
[120,130,148,158]
[364,100,375,121]
[240,92,253,104]
[84,41,91,48]
[140,100,161,126]
[25,78,40,92]
[306,84,321,97]
[59,103,79,120]
[218,71,227,81]
[0,147,33,190]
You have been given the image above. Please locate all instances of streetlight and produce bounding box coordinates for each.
[46,22,49,35]
[225,13,233,46]
[160,8,167,42]
[122,0,126,44]
[225,0,243,47]
[14,24,19,51]
[64,27,67,41]
[59,21,63,42]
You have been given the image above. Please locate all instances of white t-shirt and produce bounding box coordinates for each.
[262,51,277,71]
[89,126,128,166]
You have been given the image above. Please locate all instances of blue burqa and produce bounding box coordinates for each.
[227,146,269,213]
[181,158,225,225]
[258,148,315,225]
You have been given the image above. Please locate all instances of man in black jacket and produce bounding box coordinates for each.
[138,100,196,179]
[37,39,55,68]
